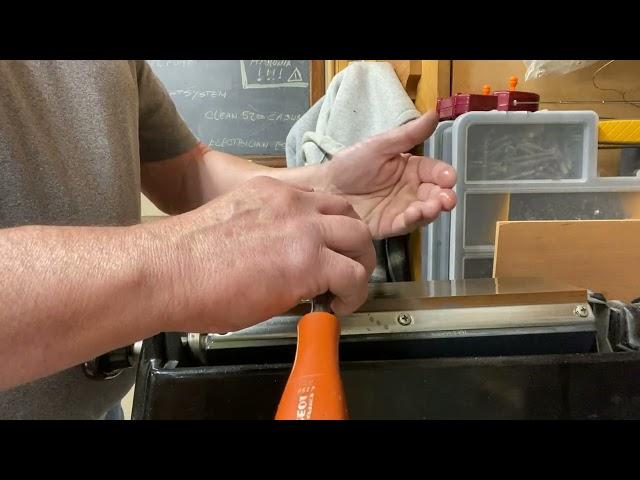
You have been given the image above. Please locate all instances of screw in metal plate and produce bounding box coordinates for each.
[204,334,217,349]
[397,313,413,326]
[574,305,589,318]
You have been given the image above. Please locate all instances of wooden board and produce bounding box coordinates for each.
[493,220,640,302]
[415,60,451,113]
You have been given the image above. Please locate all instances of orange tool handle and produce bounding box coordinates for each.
[275,311,348,420]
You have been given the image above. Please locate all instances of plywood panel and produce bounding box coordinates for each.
[415,60,451,113]
[493,220,640,302]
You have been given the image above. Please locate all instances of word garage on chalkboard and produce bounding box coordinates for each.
[148,60,315,160]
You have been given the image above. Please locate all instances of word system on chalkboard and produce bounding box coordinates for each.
[148,60,311,156]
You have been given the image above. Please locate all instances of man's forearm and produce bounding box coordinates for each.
[141,144,325,214]
[184,147,330,209]
[0,224,168,391]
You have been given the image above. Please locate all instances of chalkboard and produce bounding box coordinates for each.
[148,60,313,157]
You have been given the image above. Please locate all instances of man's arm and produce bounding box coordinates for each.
[0,177,375,391]
[142,112,457,239]
[141,143,324,214]
[0,223,166,391]
[134,61,456,238]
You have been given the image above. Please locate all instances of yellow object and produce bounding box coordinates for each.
[598,120,640,145]
[482,85,491,95]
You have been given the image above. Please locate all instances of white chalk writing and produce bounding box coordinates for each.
[203,110,301,123]
[207,138,287,151]
[249,60,292,68]
[148,60,196,68]
[240,60,309,89]
[169,89,228,101]
[204,110,238,121]
[208,138,269,150]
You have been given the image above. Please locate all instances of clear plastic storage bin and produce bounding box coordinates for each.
[422,121,453,281]
[422,110,640,280]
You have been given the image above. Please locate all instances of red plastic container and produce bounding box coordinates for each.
[436,75,540,120]
[493,90,540,112]
[437,93,498,120]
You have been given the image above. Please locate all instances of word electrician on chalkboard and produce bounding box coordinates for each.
[0,60,457,420]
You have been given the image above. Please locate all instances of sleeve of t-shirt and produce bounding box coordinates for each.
[133,60,199,163]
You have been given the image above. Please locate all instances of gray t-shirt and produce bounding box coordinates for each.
[0,60,198,419]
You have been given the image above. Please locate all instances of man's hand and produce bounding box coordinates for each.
[152,176,376,333]
[319,111,457,239]
[0,176,375,390]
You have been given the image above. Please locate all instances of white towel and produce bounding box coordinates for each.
[286,62,421,167]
